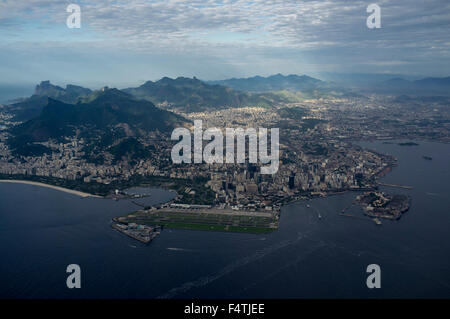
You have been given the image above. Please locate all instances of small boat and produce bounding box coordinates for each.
[373,218,382,225]
[318,213,322,219]
[306,204,310,208]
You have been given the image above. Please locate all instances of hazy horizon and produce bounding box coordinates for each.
[0,71,443,92]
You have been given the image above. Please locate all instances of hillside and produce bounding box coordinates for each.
[8,88,189,157]
[209,74,325,92]
[7,81,92,121]
[123,76,285,111]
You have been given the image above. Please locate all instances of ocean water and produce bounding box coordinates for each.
[0,84,34,104]
[0,140,449,298]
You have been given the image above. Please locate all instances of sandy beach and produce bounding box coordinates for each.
[0,180,103,198]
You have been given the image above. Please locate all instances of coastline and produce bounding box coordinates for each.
[0,179,103,198]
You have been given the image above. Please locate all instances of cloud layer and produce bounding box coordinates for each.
[1,0,449,86]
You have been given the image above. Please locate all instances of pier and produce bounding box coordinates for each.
[339,212,372,222]
[377,182,413,189]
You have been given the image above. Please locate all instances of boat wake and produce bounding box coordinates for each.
[426,192,441,196]
[167,247,193,252]
[158,231,313,299]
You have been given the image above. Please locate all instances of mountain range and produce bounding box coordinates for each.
[374,77,450,95]
[6,81,92,121]
[208,74,326,92]
[7,77,289,120]
[5,73,450,158]
[14,73,449,123]
[122,76,285,112]
[8,88,188,157]
[317,74,450,95]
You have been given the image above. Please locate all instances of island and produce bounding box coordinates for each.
[111,221,162,244]
[355,191,410,220]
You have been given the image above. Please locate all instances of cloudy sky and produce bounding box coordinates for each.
[0,0,449,88]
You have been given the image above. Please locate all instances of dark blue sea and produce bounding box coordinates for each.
[1,140,449,298]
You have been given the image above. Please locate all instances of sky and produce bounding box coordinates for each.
[0,0,449,88]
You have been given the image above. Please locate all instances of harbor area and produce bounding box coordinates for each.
[112,221,161,244]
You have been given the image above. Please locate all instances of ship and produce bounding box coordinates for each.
[373,218,382,225]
